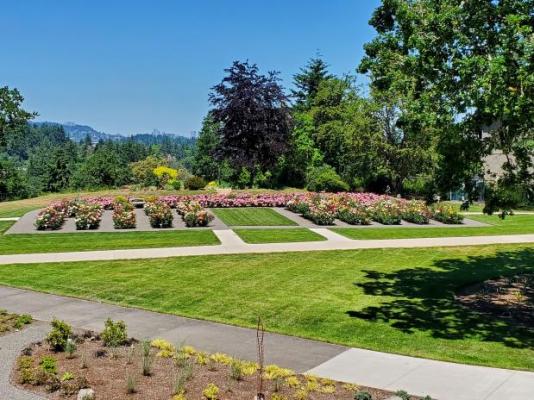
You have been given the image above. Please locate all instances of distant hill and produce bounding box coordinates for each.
[32,122,195,146]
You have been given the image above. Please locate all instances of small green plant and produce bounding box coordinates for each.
[17,356,34,384]
[60,372,74,382]
[39,356,57,374]
[101,318,128,347]
[14,314,32,329]
[126,344,135,364]
[65,338,77,359]
[174,359,193,395]
[395,390,410,400]
[230,359,244,381]
[141,340,154,376]
[202,383,219,400]
[354,391,373,400]
[422,396,434,400]
[46,319,72,351]
[126,373,137,394]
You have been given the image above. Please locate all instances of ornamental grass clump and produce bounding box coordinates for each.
[34,207,65,230]
[432,203,464,224]
[400,199,431,224]
[74,204,102,230]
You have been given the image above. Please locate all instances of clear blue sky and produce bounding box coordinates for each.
[1,0,380,136]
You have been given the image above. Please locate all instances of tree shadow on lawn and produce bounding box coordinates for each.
[348,247,534,349]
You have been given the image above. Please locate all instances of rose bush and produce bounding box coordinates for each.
[112,204,136,229]
[75,204,103,230]
[34,207,65,230]
[432,203,464,224]
[145,202,174,228]
[400,200,431,224]
[370,200,402,225]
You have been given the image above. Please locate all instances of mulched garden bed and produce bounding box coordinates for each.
[12,329,404,400]
[456,274,534,327]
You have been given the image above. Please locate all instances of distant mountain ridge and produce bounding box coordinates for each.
[32,121,194,144]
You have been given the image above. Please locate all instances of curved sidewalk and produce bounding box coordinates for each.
[0,229,533,265]
[1,286,534,400]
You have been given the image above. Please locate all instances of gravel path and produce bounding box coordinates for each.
[0,322,48,400]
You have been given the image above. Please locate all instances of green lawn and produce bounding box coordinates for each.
[212,208,297,226]
[332,215,534,240]
[1,244,533,370]
[0,222,219,254]
[234,228,326,243]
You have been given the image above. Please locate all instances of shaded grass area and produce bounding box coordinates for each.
[1,244,533,370]
[213,208,297,226]
[234,228,326,243]
[0,221,219,254]
[332,215,534,240]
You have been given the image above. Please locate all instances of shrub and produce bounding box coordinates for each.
[337,205,372,225]
[202,383,219,400]
[303,198,337,225]
[65,338,77,359]
[146,202,174,228]
[395,390,410,400]
[18,355,34,384]
[354,391,373,400]
[112,204,136,229]
[371,200,402,225]
[14,314,32,329]
[101,318,127,347]
[60,372,74,382]
[186,176,207,190]
[34,207,65,230]
[400,200,431,224]
[39,356,57,374]
[151,338,176,358]
[75,204,102,230]
[306,165,349,192]
[46,319,72,351]
[432,203,464,224]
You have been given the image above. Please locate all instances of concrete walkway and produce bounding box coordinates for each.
[2,286,534,400]
[0,230,533,265]
[0,322,48,400]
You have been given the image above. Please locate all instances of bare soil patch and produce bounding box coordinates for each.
[456,274,534,327]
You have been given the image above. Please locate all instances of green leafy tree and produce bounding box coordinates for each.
[0,86,37,147]
[291,56,332,111]
[192,113,221,181]
[359,0,533,197]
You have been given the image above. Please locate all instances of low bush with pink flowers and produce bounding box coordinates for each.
[75,204,103,230]
[177,200,214,227]
[112,204,136,229]
[34,207,65,230]
[145,201,174,228]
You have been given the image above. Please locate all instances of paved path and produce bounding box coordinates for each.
[0,322,48,400]
[0,230,532,265]
[2,287,534,400]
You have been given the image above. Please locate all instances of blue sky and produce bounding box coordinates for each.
[1,0,380,136]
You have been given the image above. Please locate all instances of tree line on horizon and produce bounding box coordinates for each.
[1,0,532,212]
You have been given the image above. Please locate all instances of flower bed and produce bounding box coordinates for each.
[13,319,403,400]
[145,201,174,228]
[34,207,65,230]
[400,200,431,224]
[75,204,103,230]
[432,203,464,224]
[337,205,372,225]
[177,200,214,227]
[370,200,402,225]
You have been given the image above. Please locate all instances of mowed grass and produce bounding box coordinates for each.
[1,244,533,370]
[332,215,534,240]
[234,228,326,243]
[213,208,297,226]
[0,221,219,254]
